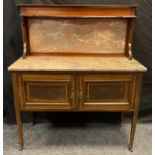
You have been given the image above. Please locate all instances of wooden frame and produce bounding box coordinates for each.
[18,4,136,58]
[8,4,147,152]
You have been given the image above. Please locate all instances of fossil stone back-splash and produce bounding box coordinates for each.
[28,18,127,54]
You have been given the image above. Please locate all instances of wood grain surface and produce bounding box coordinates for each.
[19,5,136,17]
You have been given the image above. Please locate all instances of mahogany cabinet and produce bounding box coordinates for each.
[8,4,147,151]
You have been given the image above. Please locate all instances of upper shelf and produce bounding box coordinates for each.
[18,4,137,18]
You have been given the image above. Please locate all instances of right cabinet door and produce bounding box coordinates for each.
[79,74,137,110]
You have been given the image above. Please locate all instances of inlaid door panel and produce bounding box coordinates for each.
[79,74,136,110]
[26,82,69,103]
[19,74,75,110]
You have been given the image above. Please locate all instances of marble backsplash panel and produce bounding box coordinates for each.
[28,18,127,54]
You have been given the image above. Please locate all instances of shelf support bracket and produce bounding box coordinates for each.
[22,42,27,59]
[128,43,133,60]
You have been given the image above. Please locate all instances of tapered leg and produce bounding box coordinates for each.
[128,74,143,152]
[128,111,138,152]
[30,112,34,125]
[120,112,124,126]
[15,110,24,150]
[12,74,24,150]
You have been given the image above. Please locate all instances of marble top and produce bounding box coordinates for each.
[8,56,147,72]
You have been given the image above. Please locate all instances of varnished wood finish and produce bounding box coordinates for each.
[79,74,136,110]
[128,74,143,151]
[11,72,144,150]
[12,73,24,150]
[18,5,136,18]
[12,72,142,111]
[8,5,147,151]
[19,73,75,110]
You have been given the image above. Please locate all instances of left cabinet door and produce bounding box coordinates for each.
[17,73,75,110]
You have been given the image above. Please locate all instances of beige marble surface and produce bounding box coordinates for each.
[8,56,147,72]
[29,18,126,54]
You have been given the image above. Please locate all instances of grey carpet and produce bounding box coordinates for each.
[3,122,152,155]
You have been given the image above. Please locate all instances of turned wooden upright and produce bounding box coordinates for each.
[8,4,147,151]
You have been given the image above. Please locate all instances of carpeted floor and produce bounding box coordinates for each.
[3,122,151,155]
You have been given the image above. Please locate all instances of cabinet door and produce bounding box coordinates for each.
[19,74,75,110]
[79,74,136,110]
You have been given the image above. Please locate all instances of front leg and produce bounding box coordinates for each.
[15,111,24,151]
[128,111,138,152]
[12,74,24,150]
[128,73,143,151]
